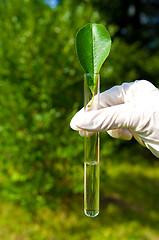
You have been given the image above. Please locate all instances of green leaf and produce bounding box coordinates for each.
[75,23,111,106]
[75,23,111,74]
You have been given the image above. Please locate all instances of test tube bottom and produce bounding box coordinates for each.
[84,210,99,218]
[84,161,99,218]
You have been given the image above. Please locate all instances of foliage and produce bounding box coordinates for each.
[0,0,159,238]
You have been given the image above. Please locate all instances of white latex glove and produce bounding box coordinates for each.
[70,80,159,158]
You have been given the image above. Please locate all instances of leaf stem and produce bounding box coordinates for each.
[87,92,94,107]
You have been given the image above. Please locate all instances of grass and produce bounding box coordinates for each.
[0,156,159,240]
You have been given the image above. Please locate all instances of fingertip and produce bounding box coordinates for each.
[79,130,95,137]
[107,129,132,140]
[79,130,85,137]
[70,117,81,131]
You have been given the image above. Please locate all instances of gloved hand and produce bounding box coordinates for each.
[70,80,159,158]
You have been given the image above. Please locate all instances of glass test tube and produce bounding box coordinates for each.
[84,73,100,217]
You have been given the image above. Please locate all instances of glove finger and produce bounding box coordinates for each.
[79,130,95,137]
[98,80,157,108]
[130,130,146,147]
[76,102,137,132]
[107,129,132,140]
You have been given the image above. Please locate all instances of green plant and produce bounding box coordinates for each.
[75,23,111,105]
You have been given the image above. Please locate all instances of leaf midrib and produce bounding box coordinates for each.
[91,23,95,74]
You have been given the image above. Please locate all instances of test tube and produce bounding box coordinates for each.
[84,73,100,217]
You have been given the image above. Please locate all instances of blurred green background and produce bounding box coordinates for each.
[0,0,159,239]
